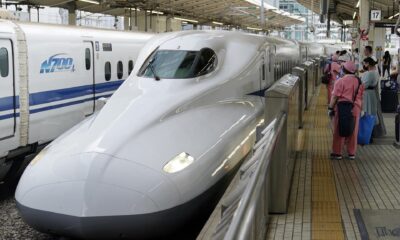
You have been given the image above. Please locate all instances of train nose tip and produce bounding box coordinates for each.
[16,180,159,216]
[16,181,160,239]
[15,152,182,238]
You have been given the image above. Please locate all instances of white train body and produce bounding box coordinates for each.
[16,31,324,239]
[0,20,153,180]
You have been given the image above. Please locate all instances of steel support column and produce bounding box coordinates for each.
[144,10,147,32]
[327,11,331,38]
[67,2,76,26]
[359,0,370,60]
[261,0,265,28]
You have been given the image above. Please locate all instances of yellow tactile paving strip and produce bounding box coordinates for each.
[267,86,345,240]
[311,87,345,240]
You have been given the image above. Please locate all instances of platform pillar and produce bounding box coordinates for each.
[166,17,181,32]
[124,16,130,30]
[67,2,76,26]
[327,11,331,39]
[358,0,370,60]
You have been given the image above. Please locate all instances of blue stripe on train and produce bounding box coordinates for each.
[0,80,124,112]
[30,80,123,107]
[0,94,113,120]
[30,94,113,114]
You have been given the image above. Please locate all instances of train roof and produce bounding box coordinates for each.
[0,20,153,41]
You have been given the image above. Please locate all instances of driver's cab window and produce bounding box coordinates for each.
[138,48,218,79]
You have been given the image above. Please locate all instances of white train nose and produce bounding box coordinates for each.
[15,152,186,239]
[16,152,181,216]
[16,180,159,217]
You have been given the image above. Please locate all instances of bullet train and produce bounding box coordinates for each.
[0,20,153,183]
[16,31,326,239]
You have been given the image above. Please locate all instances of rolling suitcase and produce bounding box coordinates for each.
[381,89,398,113]
[396,114,399,143]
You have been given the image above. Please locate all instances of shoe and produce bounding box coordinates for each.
[348,155,356,160]
[330,153,342,160]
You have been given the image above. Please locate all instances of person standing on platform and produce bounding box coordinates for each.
[362,57,387,138]
[363,46,381,75]
[353,48,360,70]
[328,61,364,160]
[324,55,341,104]
[361,57,380,142]
[382,51,391,78]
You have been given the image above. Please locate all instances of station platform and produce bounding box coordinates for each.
[266,87,400,240]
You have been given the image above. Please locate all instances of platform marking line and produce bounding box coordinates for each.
[311,87,345,240]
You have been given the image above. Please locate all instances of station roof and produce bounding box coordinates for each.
[296,0,398,23]
[12,0,304,29]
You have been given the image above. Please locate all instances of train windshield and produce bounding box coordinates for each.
[138,48,217,79]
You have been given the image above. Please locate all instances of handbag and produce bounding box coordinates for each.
[321,63,331,85]
[337,77,362,137]
[357,114,376,145]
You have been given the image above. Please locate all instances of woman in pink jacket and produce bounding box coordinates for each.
[325,55,341,104]
[328,61,364,160]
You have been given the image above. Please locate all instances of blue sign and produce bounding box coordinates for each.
[40,54,75,74]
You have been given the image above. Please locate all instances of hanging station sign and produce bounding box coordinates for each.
[370,10,382,21]
[374,22,396,34]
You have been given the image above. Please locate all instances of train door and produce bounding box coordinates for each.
[260,54,267,92]
[83,41,95,115]
[269,46,276,84]
[0,39,16,140]
[261,47,275,89]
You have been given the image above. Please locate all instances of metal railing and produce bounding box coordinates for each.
[211,112,287,240]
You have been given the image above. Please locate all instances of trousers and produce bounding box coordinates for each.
[332,105,361,155]
[327,81,334,105]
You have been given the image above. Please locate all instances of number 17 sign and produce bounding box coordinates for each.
[370,10,381,21]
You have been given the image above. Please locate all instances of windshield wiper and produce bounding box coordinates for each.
[197,54,217,76]
[146,58,161,81]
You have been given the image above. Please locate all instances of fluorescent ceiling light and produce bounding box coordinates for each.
[353,11,357,19]
[356,0,360,8]
[212,21,223,25]
[389,13,400,19]
[79,0,99,5]
[147,10,164,15]
[174,17,198,23]
[247,26,263,31]
[125,8,140,11]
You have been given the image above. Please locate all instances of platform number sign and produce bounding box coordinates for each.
[371,10,381,21]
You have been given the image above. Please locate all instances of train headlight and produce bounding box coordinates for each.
[163,152,194,173]
[30,148,49,166]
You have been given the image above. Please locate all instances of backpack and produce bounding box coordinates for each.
[337,77,362,137]
[321,63,331,85]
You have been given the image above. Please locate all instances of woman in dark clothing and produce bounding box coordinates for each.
[382,51,391,78]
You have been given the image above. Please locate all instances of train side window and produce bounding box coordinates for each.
[128,60,134,75]
[85,48,91,70]
[117,61,123,79]
[105,61,111,81]
[262,63,266,80]
[269,57,272,73]
[0,47,9,77]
